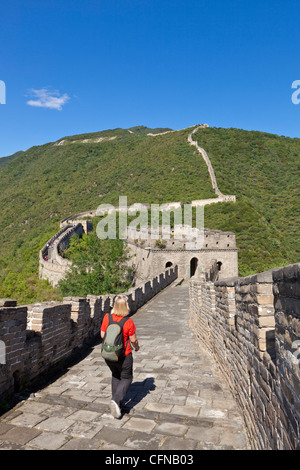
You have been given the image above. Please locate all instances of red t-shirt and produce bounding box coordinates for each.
[101,314,136,356]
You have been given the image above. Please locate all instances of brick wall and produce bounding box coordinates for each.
[189,263,300,450]
[0,266,178,402]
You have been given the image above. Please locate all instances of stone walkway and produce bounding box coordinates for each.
[0,282,250,450]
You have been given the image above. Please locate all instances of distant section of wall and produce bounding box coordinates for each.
[187,125,236,202]
[0,266,178,401]
[189,263,300,450]
[39,223,85,286]
[60,210,97,227]
[191,195,236,207]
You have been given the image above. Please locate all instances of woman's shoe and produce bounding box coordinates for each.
[110,400,121,419]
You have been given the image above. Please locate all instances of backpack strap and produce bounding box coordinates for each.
[117,316,130,328]
[108,313,129,328]
[118,316,130,349]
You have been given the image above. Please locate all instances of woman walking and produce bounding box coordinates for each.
[101,294,139,419]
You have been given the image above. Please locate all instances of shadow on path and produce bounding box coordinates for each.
[122,377,156,415]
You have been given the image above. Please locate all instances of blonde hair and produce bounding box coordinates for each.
[111,295,130,317]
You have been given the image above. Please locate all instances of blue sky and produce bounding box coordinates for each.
[1,0,300,158]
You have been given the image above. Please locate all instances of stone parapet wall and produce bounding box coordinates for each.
[0,266,178,402]
[272,264,300,447]
[189,263,300,450]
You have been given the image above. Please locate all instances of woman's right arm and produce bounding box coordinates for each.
[129,333,140,351]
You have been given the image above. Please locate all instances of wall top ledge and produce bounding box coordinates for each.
[214,270,273,287]
[238,270,274,285]
[214,263,300,288]
[63,297,90,302]
[271,263,300,282]
[0,299,17,307]
[214,276,238,287]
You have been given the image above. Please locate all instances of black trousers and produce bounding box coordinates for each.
[105,353,133,407]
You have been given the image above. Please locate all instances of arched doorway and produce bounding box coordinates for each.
[190,257,198,277]
[165,261,173,268]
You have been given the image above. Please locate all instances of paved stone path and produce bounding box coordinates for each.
[0,282,250,450]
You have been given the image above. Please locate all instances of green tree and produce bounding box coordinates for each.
[58,233,133,297]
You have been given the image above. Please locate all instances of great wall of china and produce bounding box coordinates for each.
[0,125,299,450]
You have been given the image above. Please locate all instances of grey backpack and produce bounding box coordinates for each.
[101,313,129,362]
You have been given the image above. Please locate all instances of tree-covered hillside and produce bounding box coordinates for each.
[0,124,299,303]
